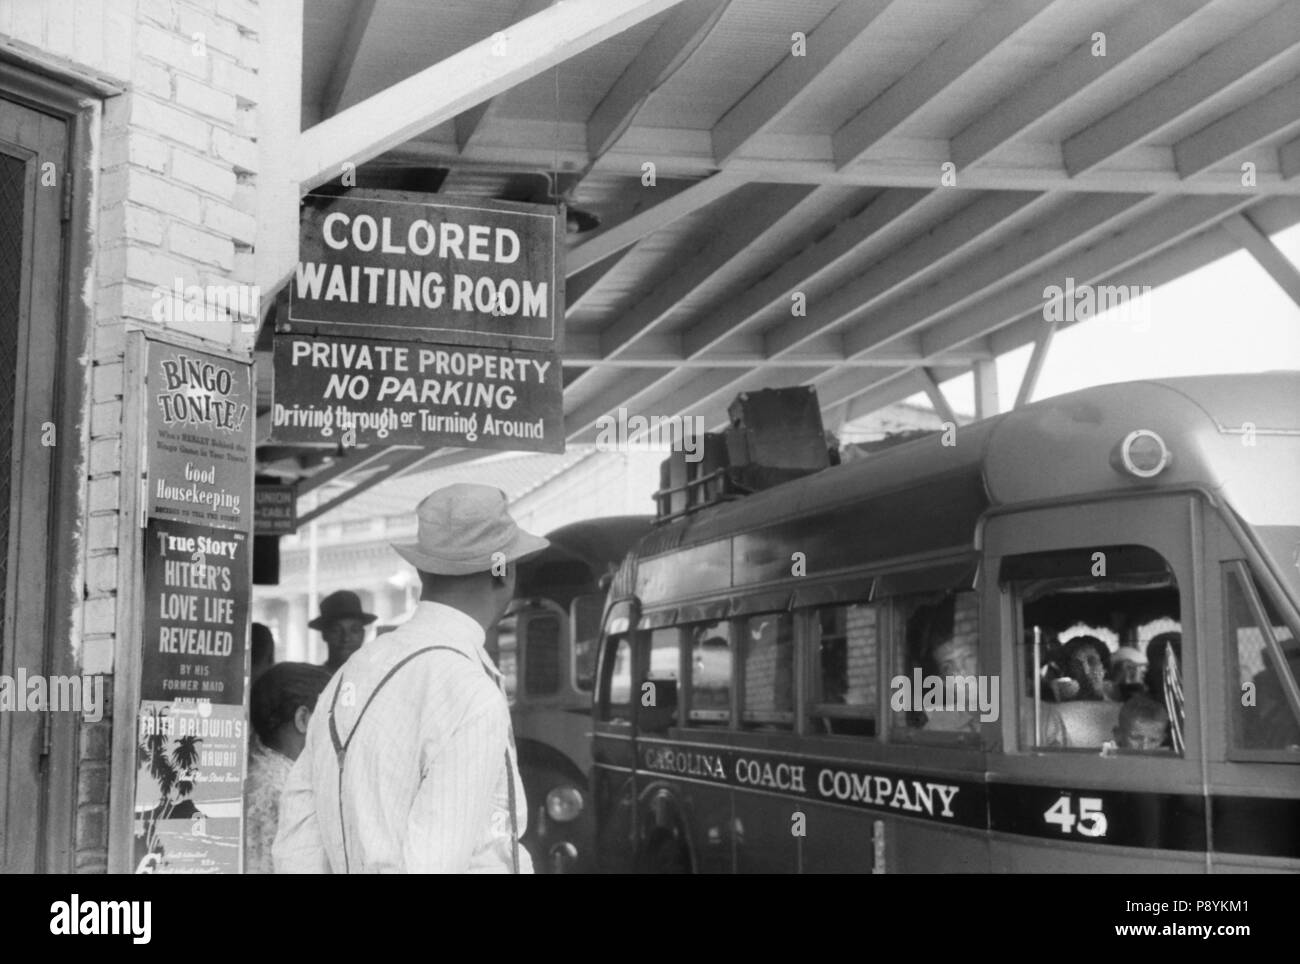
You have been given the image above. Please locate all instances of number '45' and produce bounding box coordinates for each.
[1044,795,1108,837]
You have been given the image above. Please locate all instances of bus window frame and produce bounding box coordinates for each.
[596,630,634,725]
[737,609,798,731]
[801,597,882,739]
[1223,560,1300,763]
[882,585,984,748]
[983,494,1204,774]
[570,591,607,695]
[682,618,735,727]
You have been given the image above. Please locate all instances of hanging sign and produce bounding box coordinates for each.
[254,485,296,535]
[287,191,564,352]
[270,332,564,453]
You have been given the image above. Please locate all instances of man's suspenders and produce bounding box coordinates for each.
[326,645,521,873]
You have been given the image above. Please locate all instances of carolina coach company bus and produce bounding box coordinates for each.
[591,374,1300,873]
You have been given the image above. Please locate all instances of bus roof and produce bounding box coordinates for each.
[636,372,1299,563]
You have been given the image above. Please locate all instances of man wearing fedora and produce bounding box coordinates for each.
[309,590,379,675]
[274,483,547,873]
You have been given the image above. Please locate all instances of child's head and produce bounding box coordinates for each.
[1115,693,1169,750]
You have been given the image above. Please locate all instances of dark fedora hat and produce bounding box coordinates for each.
[308,590,378,631]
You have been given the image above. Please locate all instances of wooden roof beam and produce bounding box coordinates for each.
[831,0,1057,171]
[297,0,690,190]
[585,0,731,165]
[1064,2,1300,177]
[1173,74,1300,179]
[680,188,940,358]
[953,0,1214,171]
[711,0,896,165]
[565,170,748,275]
[455,0,557,152]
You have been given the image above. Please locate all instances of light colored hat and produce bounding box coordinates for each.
[391,483,549,576]
[1114,646,1148,666]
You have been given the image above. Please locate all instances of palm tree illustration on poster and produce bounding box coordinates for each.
[133,701,245,873]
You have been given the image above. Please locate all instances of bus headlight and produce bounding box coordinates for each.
[1113,429,1171,479]
[546,786,584,823]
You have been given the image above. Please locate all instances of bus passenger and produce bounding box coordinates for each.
[1060,636,1114,702]
[1109,693,1170,752]
[1103,646,1147,701]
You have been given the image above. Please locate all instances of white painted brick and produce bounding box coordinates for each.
[98,169,129,208]
[212,56,258,103]
[87,515,118,552]
[136,24,209,79]
[234,103,256,138]
[177,5,240,56]
[210,128,257,173]
[82,637,115,676]
[86,553,119,593]
[138,0,176,27]
[89,438,121,475]
[129,93,209,147]
[231,181,257,216]
[171,149,236,200]
[88,476,120,513]
[121,170,202,223]
[129,134,170,174]
[91,401,123,439]
[121,247,198,289]
[233,248,256,284]
[216,0,260,29]
[174,75,236,124]
[93,322,126,361]
[170,222,234,269]
[237,31,259,70]
[132,58,173,100]
[203,199,257,244]
[102,205,165,246]
[92,363,124,402]
[83,597,118,635]
[98,282,159,324]
[166,311,235,346]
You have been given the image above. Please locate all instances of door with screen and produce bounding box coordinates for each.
[0,94,71,874]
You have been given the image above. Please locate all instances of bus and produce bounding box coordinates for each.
[591,374,1300,873]
[489,516,652,873]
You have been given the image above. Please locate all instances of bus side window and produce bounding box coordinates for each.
[741,613,794,730]
[687,621,731,725]
[1003,544,1183,755]
[647,628,681,728]
[1225,564,1300,756]
[889,590,981,738]
[811,603,877,737]
[599,635,633,724]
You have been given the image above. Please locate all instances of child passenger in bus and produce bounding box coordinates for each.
[1102,693,1170,754]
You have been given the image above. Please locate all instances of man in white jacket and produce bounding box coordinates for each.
[274,483,547,873]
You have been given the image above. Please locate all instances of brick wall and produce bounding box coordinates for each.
[72,0,263,872]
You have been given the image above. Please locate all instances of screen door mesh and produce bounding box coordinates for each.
[0,153,24,653]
